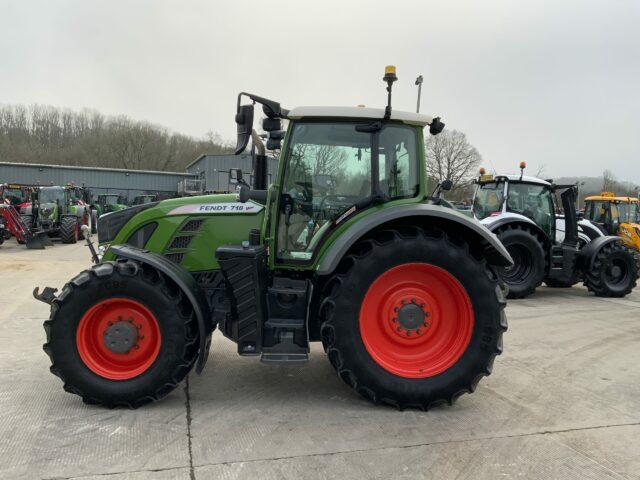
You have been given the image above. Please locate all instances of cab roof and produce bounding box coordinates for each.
[479,174,551,186]
[585,195,639,203]
[287,106,434,127]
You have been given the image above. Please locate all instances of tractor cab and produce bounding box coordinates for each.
[584,193,640,251]
[473,173,555,239]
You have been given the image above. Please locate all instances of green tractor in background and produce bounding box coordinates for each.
[33,185,94,243]
[95,194,128,217]
[132,194,158,206]
[36,67,512,409]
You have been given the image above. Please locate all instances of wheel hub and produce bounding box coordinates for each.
[103,318,139,354]
[392,298,430,338]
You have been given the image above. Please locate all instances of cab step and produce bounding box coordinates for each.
[260,353,309,364]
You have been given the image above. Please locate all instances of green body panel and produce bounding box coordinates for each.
[102,193,264,271]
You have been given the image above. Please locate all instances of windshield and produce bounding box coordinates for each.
[619,201,640,223]
[585,200,619,224]
[277,121,419,260]
[506,182,554,236]
[40,188,65,204]
[473,181,505,220]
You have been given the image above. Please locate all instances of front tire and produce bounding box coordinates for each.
[496,225,546,299]
[320,227,507,409]
[584,242,638,297]
[43,261,199,407]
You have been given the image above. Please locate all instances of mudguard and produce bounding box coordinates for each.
[109,244,214,373]
[577,235,623,271]
[481,213,551,243]
[316,203,513,275]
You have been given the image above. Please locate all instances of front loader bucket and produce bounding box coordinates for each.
[25,232,50,250]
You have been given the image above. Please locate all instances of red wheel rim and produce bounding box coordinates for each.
[359,263,474,378]
[76,298,161,380]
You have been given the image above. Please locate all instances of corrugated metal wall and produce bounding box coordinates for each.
[0,162,196,201]
[1,154,280,201]
[186,154,279,192]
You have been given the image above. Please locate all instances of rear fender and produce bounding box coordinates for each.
[484,214,550,244]
[316,204,513,275]
[109,244,213,373]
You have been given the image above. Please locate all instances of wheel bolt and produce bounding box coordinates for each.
[396,326,402,331]
[423,322,429,327]
[392,317,397,322]
[416,329,421,334]
[411,298,416,303]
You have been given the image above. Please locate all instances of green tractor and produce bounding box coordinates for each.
[95,194,128,216]
[34,186,94,243]
[35,67,512,409]
[131,194,158,206]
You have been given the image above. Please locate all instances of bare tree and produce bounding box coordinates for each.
[602,169,616,192]
[0,103,233,171]
[425,129,481,192]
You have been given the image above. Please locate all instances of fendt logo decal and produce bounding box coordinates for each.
[167,202,264,216]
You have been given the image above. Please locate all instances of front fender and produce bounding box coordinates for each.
[316,204,513,275]
[109,244,213,373]
[577,235,623,271]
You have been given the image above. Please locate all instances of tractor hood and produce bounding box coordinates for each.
[100,193,266,272]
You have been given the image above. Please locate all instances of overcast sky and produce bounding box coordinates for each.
[1,0,639,183]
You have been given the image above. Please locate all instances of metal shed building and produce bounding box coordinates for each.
[186,154,278,192]
[0,162,196,202]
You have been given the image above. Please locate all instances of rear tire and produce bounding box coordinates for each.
[60,216,79,244]
[584,242,638,297]
[320,227,507,409]
[496,225,546,299]
[43,260,199,408]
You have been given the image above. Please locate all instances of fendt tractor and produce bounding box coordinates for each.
[583,193,640,252]
[31,185,95,243]
[95,194,128,217]
[472,164,638,298]
[35,67,512,409]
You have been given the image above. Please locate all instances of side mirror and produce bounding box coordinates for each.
[429,117,445,136]
[441,179,453,191]
[262,117,281,132]
[235,104,254,154]
[229,168,243,185]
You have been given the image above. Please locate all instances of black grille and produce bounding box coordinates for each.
[181,219,204,232]
[164,252,184,264]
[169,235,193,250]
